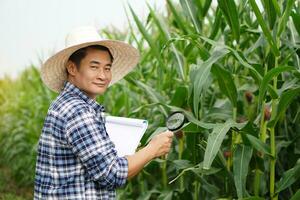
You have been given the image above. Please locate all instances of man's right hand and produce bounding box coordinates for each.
[125,130,174,179]
[147,130,174,159]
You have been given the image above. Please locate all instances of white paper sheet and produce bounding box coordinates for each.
[105,116,148,157]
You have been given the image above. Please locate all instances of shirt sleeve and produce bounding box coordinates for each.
[65,109,128,189]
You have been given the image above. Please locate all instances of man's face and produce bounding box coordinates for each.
[68,48,112,99]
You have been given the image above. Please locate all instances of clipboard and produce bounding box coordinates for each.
[105,116,148,157]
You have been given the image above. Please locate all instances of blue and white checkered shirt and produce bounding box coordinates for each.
[34,81,128,199]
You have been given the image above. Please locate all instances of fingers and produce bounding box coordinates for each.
[162,138,172,155]
[164,131,173,155]
[158,131,174,140]
[165,142,172,148]
[164,130,174,137]
[167,137,173,144]
[164,143,172,153]
[161,135,173,146]
[150,130,174,157]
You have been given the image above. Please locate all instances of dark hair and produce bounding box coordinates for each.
[68,45,113,68]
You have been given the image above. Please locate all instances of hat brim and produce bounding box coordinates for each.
[41,40,140,92]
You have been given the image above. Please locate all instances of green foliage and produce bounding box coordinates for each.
[218,0,240,42]
[0,67,56,198]
[233,144,252,199]
[1,0,300,199]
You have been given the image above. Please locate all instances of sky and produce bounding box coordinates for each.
[0,0,166,78]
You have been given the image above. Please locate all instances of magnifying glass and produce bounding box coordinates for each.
[166,111,186,131]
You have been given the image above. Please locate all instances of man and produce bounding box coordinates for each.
[34,26,174,199]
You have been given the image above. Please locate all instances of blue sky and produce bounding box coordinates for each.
[0,0,165,78]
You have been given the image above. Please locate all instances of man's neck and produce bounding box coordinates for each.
[67,79,97,100]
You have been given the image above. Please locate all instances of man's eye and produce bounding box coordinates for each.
[91,66,98,69]
[105,67,111,71]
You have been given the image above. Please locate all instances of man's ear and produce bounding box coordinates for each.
[66,61,77,76]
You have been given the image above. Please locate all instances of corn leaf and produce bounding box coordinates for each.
[241,197,265,200]
[249,0,280,56]
[270,0,281,15]
[202,0,212,18]
[233,144,253,199]
[262,0,278,29]
[180,0,201,33]
[128,5,164,69]
[258,66,295,106]
[170,162,221,184]
[211,64,237,107]
[246,134,272,157]
[291,11,300,36]
[166,0,190,35]
[209,8,222,41]
[132,79,168,116]
[218,0,240,42]
[268,87,300,127]
[146,3,185,80]
[290,189,300,200]
[275,161,300,193]
[193,48,229,118]
[197,35,279,99]
[277,0,296,37]
[203,119,236,169]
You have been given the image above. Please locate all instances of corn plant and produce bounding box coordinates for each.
[117,0,300,199]
[0,67,56,199]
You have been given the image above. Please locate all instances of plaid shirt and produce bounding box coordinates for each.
[34,81,128,200]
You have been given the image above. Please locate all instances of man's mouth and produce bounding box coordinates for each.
[93,83,106,87]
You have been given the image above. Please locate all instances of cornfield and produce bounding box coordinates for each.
[1,0,300,199]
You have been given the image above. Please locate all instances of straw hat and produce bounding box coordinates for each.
[41,26,140,92]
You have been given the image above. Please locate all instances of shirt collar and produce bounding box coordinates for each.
[62,81,105,113]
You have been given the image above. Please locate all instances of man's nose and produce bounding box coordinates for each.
[97,68,106,79]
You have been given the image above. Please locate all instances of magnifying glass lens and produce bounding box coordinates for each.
[166,112,185,131]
